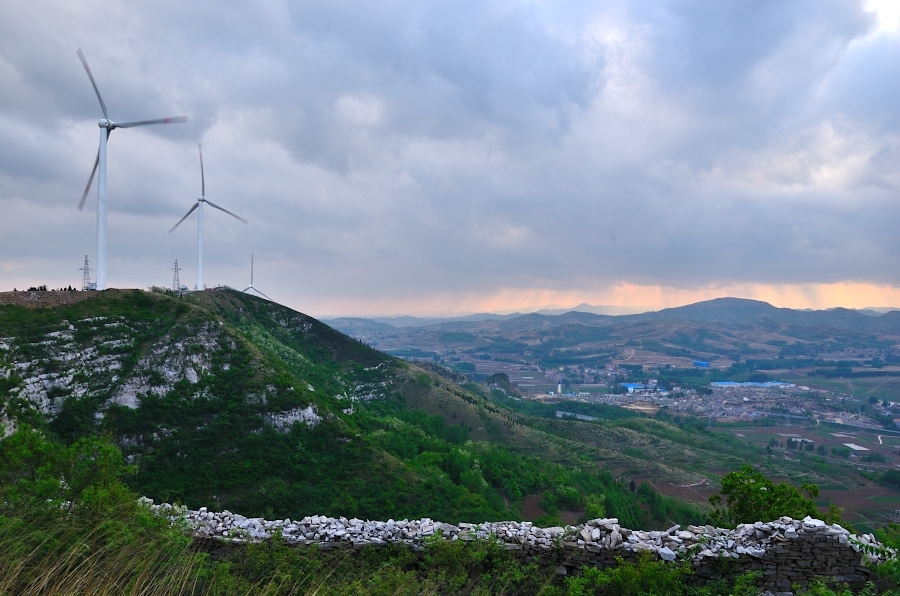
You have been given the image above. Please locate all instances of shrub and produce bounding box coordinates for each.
[709,465,819,527]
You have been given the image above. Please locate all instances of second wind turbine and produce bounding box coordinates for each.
[170,144,247,290]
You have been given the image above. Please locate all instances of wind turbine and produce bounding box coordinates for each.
[169,144,247,290]
[77,49,187,290]
[243,254,272,300]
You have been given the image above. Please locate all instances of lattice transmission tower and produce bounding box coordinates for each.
[79,255,95,291]
[172,259,182,293]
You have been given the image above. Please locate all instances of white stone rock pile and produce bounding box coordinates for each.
[138,498,883,563]
[138,498,890,592]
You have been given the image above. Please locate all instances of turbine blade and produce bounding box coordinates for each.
[205,200,247,223]
[168,203,199,233]
[76,49,108,119]
[198,143,205,197]
[78,146,100,211]
[115,116,187,128]
[246,287,272,301]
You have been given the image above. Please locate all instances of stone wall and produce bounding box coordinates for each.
[143,499,889,593]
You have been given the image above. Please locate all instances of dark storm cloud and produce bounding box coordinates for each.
[0,0,897,312]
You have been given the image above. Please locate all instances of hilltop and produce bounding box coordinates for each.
[1,288,690,528]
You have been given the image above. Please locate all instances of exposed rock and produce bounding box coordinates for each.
[265,404,322,431]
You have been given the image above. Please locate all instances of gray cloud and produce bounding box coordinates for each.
[0,0,898,312]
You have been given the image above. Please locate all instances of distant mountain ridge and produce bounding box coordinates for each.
[370,312,525,327]
[323,304,648,328]
[625,298,900,332]
[326,297,900,334]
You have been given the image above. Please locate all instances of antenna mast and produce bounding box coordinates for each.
[79,255,95,291]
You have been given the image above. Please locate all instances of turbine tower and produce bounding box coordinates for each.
[169,144,247,290]
[77,49,186,290]
[243,254,272,300]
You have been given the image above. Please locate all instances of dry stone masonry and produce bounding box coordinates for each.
[141,498,890,593]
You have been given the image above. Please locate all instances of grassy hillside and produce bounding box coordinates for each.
[0,288,693,529]
[0,425,777,596]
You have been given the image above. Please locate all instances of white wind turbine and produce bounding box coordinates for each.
[243,254,272,301]
[77,49,186,290]
[169,144,247,290]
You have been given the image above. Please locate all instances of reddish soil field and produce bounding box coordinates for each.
[521,494,545,520]
[820,486,900,525]
[521,493,584,524]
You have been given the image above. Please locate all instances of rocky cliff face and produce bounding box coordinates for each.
[0,291,328,432]
[0,289,404,516]
[2,314,231,419]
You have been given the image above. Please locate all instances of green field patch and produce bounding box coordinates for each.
[781,373,900,402]
[622,446,650,460]
[866,495,900,505]
[851,522,876,535]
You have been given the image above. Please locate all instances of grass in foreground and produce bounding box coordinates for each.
[0,426,894,595]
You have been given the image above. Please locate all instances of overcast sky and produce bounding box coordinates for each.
[1,0,899,316]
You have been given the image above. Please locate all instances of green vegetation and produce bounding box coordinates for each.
[0,425,199,595]
[0,426,778,595]
[560,554,761,596]
[633,483,706,526]
[437,331,476,342]
[6,291,900,542]
[708,465,825,528]
[487,391,641,422]
[878,470,900,491]
[795,580,879,596]
[0,289,708,530]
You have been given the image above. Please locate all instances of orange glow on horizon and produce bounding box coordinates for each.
[304,282,900,318]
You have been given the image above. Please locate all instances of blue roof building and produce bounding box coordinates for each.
[620,383,645,393]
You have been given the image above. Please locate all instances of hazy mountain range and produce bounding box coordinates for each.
[324,298,900,332]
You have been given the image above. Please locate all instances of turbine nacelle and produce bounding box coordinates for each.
[98,119,112,129]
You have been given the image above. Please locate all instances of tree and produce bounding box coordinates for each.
[584,494,606,520]
[0,426,133,516]
[709,465,819,527]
